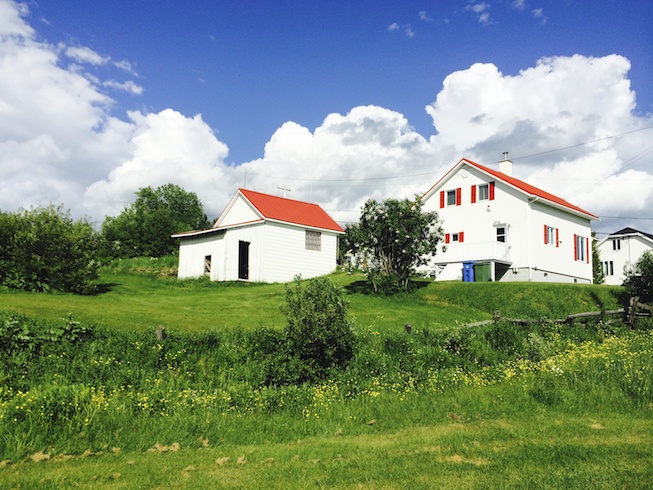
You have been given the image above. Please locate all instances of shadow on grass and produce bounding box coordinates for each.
[93,283,119,295]
[345,279,429,296]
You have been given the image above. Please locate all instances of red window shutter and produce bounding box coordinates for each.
[440,191,445,208]
[445,233,450,244]
[573,234,578,260]
[555,228,559,248]
[456,187,462,206]
[544,224,548,244]
[471,185,477,203]
[585,238,589,264]
[489,181,495,201]
[459,231,465,243]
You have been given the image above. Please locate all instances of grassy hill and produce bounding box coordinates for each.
[1,264,651,489]
[0,259,624,334]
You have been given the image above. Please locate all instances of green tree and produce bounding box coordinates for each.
[623,250,653,303]
[592,234,605,284]
[101,184,210,258]
[343,196,443,293]
[0,205,99,294]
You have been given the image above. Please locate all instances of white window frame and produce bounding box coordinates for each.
[496,226,506,243]
[575,235,586,262]
[305,230,321,251]
[478,183,489,201]
[446,190,457,206]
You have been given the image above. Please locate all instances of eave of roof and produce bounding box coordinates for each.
[607,227,653,242]
[423,158,598,220]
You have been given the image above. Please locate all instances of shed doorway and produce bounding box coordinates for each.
[238,241,249,280]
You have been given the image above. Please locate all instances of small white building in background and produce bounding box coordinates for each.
[597,227,653,285]
[420,156,598,283]
[173,188,343,283]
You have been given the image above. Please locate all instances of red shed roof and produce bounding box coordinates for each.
[239,189,344,232]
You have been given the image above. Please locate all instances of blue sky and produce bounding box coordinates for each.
[1,0,652,234]
[34,0,652,164]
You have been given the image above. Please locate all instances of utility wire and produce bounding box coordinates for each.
[245,125,653,184]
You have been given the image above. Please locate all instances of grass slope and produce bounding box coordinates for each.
[0,263,647,489]
[0,266,623,334]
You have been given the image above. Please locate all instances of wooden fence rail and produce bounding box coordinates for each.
[464,297,650,329]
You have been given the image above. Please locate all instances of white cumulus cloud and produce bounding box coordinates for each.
[0,0,650,236]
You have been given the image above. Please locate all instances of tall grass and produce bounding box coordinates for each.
[1,308,651,462]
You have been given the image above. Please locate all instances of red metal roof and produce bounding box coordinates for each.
[423,158,597,220]
[464,159,598,219]
[239,188,344,232]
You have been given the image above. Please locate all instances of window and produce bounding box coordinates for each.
[446,190,457,206]
[478,184,489,201]
[612,239,621,251]
[470,182,494,204]
[204,255,211,275]
[440,188,462,207]
[305,230,321,251]
[603,261,614,276]
[544,225,559,247]
[574,234,588,262]
[445,231,464,244]
[496,227,506,243]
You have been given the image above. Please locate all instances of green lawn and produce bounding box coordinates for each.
[1,267,648,489]
[0,269,622,334]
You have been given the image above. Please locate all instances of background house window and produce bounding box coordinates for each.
[603,260,614,276]
[204,255,211,275]
[305,230,321,251]
[496,227,506,243]
[612,239,621,251]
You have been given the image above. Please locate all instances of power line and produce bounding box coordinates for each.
[510,124,653,161]
[244,125,653,185]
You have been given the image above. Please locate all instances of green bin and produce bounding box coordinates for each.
[473,263,491,282]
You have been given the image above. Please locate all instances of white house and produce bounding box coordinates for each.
[420,156,599,283]
[596,227,653,285]
[173,188,344,283]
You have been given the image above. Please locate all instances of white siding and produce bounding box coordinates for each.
[215,194,260,228]
[177,232,225,280]
[260,223,339,283]
[422,163,593,283]
[178,222,339,284]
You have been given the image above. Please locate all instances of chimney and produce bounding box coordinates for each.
[499,151,512,176]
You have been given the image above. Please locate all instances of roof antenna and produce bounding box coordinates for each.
[277,185,291,198]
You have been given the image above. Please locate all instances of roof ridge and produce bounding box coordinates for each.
[463,159,598,220]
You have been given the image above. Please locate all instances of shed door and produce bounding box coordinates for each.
[238,241,249,280]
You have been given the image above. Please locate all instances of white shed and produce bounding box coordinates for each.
[420,156,598,283]
[173,189,343,283]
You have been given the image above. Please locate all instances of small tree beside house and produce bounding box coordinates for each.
[343,196,444,294]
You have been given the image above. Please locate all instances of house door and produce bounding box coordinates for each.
[238,241,249,280]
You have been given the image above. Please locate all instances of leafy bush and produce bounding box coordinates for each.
[265,277,355,384]
[0,205,99,294]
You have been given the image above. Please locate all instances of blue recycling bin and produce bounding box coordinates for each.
[462,261,475,282]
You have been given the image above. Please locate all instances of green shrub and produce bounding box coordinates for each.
[267,277,355,384]
[0,206,99,294]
